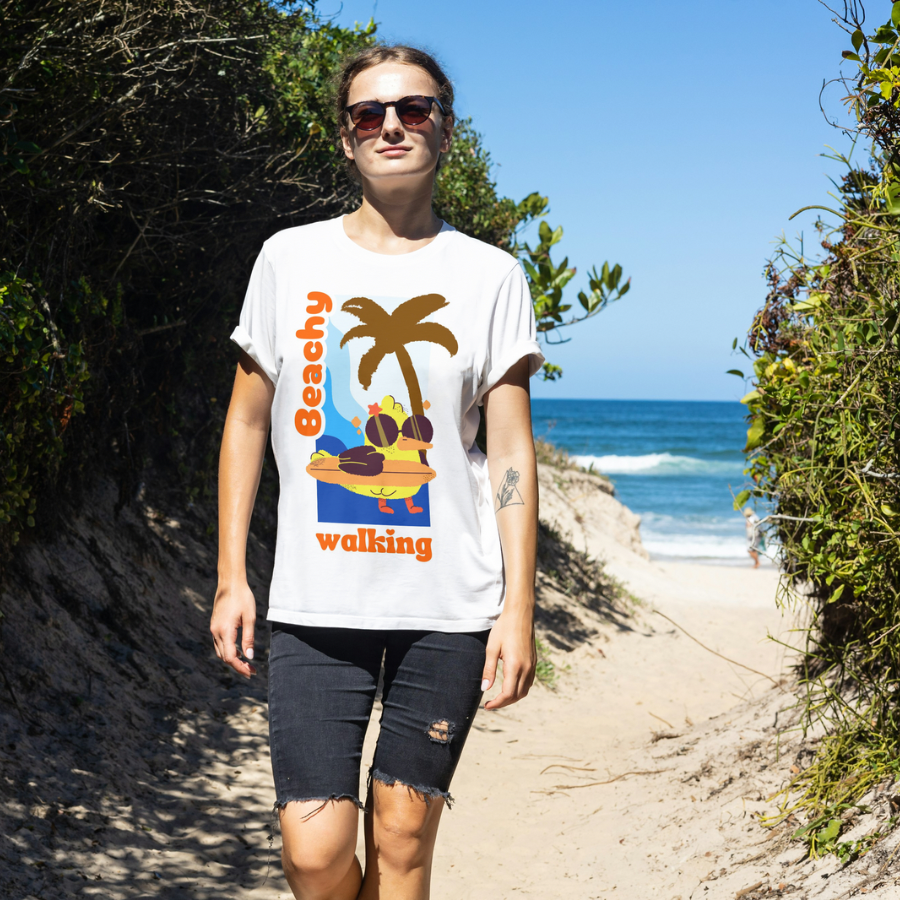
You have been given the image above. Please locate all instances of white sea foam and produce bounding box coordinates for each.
[573,452,739,476]
[641,525,780,562]
[641,536,748,559]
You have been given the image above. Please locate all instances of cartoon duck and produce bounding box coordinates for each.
[306,395,435,514]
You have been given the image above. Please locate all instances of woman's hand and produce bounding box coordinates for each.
[210,581,258,679]
[481,604,536,709]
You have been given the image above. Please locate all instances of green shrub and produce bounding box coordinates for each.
[0,270,109,538]
[0,0,628,559]
[738,1,900,853]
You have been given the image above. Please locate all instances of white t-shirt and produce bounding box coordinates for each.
[232,215,544,631]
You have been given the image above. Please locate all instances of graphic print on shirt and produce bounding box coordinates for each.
[300,292,458,529]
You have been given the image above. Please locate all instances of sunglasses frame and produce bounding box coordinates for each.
[343,95,446,132]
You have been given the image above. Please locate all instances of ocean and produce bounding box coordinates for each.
[531,399,758,563]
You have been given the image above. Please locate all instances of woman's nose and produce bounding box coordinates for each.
[381,106,404,135]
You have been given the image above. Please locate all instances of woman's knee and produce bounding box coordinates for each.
[279,799,359,894]
[282,842,355,883]
[370,780,443,871]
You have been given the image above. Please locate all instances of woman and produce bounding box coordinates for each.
[743,506,763,568]
[210,44,543,900]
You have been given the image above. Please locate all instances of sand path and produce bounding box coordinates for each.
[418,558,791,899]
[240,551,791,899]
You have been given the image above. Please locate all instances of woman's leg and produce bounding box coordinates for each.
[358,780,444,900]
[268,625,383,899]
[280,799,362,900]
[359,629,490,900]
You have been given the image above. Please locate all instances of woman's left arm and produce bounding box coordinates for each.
[481,356,538,709]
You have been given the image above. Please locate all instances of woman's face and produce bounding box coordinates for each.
[341,62,452,191]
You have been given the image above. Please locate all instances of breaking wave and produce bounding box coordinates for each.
[573,452,740,476]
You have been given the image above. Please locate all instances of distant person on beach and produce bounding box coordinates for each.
[743,507,763,568]
[209,45,543,900]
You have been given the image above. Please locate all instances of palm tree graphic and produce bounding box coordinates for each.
[340,293,458,421]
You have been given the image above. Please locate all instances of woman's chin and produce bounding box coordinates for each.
[360,159,438,185]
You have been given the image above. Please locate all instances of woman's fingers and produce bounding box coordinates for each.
[210,598,257,679]
[484,655,531,709]
[241,615,256,662]
[239,615,257,678]
[481,639,500,693]
[484,641,537,709]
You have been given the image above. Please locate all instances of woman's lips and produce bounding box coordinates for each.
[378,147,411,157]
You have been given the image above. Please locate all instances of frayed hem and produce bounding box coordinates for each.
[274,794,365,820]
[369,767,454,809]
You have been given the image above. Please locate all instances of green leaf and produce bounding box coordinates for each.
[726,369,745,378]
[540,362,563,381]
[818,819,842,845]
[745,417,765,450]
[522,259,540,282]
[893,4,900,28]
[741,390,761,404]
[853,28,865,51]
[733,489,751,511]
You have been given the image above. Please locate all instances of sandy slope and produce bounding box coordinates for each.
[5,468,900,899]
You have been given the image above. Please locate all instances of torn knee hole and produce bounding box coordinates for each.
[427,719,454,743]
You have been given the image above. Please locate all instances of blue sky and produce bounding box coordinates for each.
[326,0,857,400]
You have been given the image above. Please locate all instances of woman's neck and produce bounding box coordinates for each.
[343,184,442,255]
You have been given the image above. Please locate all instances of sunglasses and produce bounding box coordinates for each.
[343,95,445,132]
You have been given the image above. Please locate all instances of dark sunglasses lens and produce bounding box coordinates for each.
[402,414,434,443]
[398,97,432,125]
[366,414,399,448]
[352,103,384,131]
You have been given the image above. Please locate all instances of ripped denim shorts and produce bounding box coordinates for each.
[267,624,490,811]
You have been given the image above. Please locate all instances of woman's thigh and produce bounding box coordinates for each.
[371,630,490,802]
[268,624,384,809]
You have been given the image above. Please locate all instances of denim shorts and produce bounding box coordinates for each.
[267,624,490,810]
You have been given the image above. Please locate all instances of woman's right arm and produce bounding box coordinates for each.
[210,350,275,679]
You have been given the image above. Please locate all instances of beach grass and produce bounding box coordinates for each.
[534,437,577,469]
[535,436,612,486]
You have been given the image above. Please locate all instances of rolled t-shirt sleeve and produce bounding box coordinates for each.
[476,263,545,405]
[230,248,278,386]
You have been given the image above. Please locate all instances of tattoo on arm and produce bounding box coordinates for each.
[496,467,525,510]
